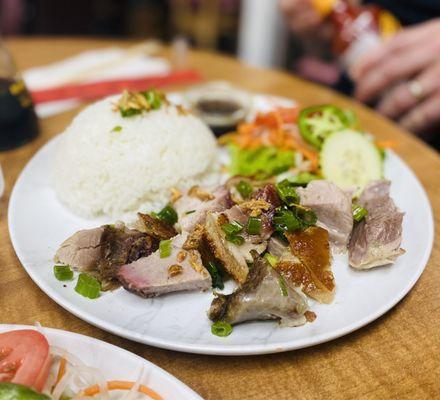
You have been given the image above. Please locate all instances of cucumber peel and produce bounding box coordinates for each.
[320,129,383,189]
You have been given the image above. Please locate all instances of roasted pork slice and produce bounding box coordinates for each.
[204,212,266,284]
[297,180,353,252]
[349,180,404,269]
[136,213,177,240]
[55,224,157,289]
[252,183,282,209]
[117,233,212,298]
[174,185,231,233]
[276,226,335,304]
[208,251,309,327]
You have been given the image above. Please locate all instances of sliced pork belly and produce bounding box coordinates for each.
[204,212,267,284]
[55,225,156,289]
[117,233,211,298]
[174,185,231,233]
[349,180,404,269]
[208,251,309,327]
[297,180,353,252]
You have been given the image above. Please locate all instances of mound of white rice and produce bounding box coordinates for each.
[54,95,220,219]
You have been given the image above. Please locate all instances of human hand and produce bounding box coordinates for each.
[351,19,440,135]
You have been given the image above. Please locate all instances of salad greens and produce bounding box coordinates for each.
[228,144,295,179]
[0,383,51,400]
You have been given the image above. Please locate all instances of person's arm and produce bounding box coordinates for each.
[351,19,440,135]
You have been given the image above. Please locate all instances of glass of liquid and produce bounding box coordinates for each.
[0,41,39,151]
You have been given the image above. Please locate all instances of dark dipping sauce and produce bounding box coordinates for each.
[0,78,39,151]
[194,98,243,136]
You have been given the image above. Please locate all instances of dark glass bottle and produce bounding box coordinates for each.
[0,41,39,151]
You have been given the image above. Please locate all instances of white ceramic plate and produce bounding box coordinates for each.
[8,95,433,355]
[0,324,202,399]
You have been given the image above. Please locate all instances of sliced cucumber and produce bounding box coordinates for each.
[320,129,383,189]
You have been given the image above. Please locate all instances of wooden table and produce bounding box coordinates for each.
[1,38,439,400]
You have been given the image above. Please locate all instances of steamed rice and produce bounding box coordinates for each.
[54,95,220,219]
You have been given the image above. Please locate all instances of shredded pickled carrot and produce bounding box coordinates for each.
[54,357,66,387]
[376,140,398,149]
[81,380,163,400]
[226,107,319,171]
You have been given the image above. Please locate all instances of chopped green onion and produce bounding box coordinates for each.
[352,204,368,222]
[296,207,318,227]
[221,220,244,235]
[236,180,253,198]
[120,108,141,118]
[206,261,224,290]
[111,125,122,132]
[75,273,101,299]
[273,209,302,232]
[247,217,262,235]
[53,264,74,281]
[264,253,279,267]
[211,321,233,337]
[278,276,288,297]
[185,210,196,215]
[225,234,245,245]
[159,239,172,258]
[157,205,178,225]
[286,172,318,187]
[143,89,162,110]
[276,180,300,206]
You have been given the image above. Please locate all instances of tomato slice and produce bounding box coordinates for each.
[0,330,51,392]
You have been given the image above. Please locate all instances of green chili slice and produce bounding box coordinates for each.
[352,204,368,222]
[159,239,172,258]
[211,321,233,337]
[299,104,351,149]
[53,265,74,281]
[75,273,101,299]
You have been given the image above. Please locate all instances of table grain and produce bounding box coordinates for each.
[1,38,439,400]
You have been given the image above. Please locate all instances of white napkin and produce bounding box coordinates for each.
[23,47,171,118]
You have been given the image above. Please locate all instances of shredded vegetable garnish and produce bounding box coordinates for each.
[211,321,233,337]
[80,381,163,400]
[222,107,319,174]
[115,89,167,117]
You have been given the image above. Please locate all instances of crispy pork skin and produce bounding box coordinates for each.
[204,212,266,284]
[117,233,211,298]
[297,180,353,252]
[208,251,308,326]
[279,226,335,304]
[349,180,404,269]
[174,185,231,233]
[136,213,177,240]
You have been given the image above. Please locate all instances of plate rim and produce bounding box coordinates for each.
[8,117,434,357]
[0,323,203,399]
